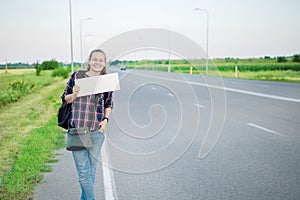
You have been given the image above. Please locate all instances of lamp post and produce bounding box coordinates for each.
[168,30,171,73]
[80,18,92,69]
[194,8,209,75]
[83,34,92,65]
[68,0,74,73]
[5,58,8,74]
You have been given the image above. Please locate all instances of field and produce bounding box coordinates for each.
[0,69,66,199]
[0,68,35,75]
[123,57,300,83]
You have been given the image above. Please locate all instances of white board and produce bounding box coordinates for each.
[75,73,120,97]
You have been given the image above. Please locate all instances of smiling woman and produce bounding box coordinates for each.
[86,49,108,76]
[61,48,113,200]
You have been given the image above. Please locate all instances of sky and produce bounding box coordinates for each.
[0,0,300,64]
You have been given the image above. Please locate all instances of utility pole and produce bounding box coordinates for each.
[5,58,8,74]
[195,8,209,75]
[69,0,74,73]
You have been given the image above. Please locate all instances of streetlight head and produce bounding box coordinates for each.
[81,17,92,22]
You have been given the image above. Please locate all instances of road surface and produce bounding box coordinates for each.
[34,70,300,200]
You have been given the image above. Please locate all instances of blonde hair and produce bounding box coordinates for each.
[87,49,107,75]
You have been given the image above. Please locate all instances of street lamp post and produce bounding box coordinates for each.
[69,0,74,73]
[83,34,92,63]
[168,30,171,73]
[195,8,209,75]
[80,18,92,69]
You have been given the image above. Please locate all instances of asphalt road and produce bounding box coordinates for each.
[34,70,300,200]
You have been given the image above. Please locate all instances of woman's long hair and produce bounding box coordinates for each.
[87,49,108,75]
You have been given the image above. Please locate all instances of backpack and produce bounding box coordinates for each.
[57,101,72,129]
[57,70,86,129]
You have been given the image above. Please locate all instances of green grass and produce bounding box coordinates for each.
[0,70,67,199]
[0,70,63,107]
[124,58,300,83]
[0,70,54,90]
[0,117,65,200]
[207,70,300,83]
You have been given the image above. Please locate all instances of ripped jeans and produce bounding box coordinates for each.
[72,131,105,200]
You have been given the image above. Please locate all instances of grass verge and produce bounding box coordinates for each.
[0,70,62,107]
[0,117,65,200]
[0,78,67,199]
[124,61,300,83]
[218,70,300,83]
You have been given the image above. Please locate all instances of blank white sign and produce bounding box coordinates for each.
[75,73,120,97]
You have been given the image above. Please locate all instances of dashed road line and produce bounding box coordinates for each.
[247,122,285,137]
[193,103,205,108]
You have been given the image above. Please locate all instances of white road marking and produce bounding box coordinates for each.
[129,72,300,103]
[151,87,157,90]
[247,122,285,137]
[167,93,174,97]
[187,81,300,103]
[194,103,205,108]
[101,142,118,200]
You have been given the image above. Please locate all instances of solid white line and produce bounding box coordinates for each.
[101,143,118,200]
[247,122,285,137]
[187,81,300,103]
[129,71,300,103]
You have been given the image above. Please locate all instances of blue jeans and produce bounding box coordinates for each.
[72,131,105,200]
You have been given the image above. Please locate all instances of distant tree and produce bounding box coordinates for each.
[264,56,271,59]
[225,57,231,62]
[277,56,287,63]
[34,62,42,76]
[110,60,122,66]
[40,59,59,70]
[292,54,300,62]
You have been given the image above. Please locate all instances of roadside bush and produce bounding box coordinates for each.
[277,56,287,63]
[52,67,69,78]
[34,62,42,76]
[0,80,35,106]
[40,60,59,70]
[292,54,300,62]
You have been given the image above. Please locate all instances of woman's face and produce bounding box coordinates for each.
[88,51,106,73]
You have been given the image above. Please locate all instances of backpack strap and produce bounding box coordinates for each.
[76,70,87,79]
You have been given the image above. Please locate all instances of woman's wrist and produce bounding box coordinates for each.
[103,117,109,122]
[65,93,77,103]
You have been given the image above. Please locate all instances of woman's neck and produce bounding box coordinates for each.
[86,70,100,77]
